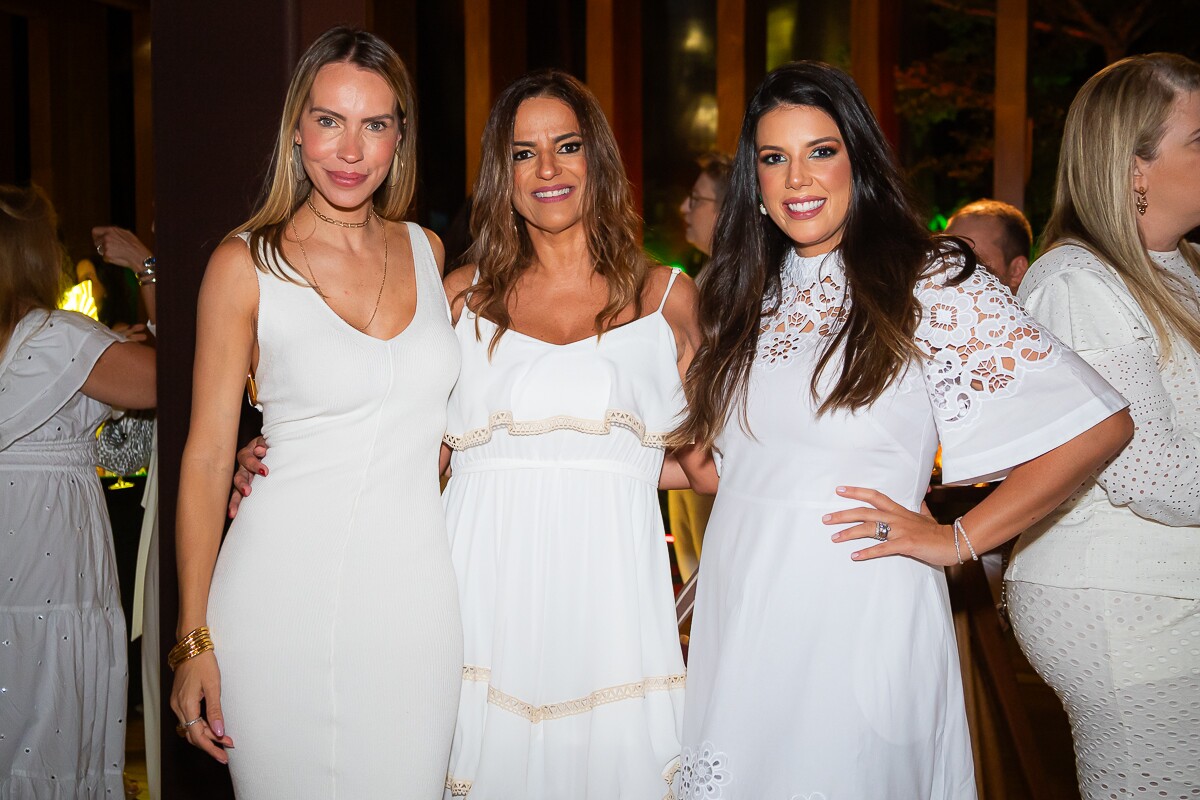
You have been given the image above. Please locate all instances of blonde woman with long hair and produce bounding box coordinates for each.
[170,27,461,797]
[1006,53,1200,799]
[1,185,155,795]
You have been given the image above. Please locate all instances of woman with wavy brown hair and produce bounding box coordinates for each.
[1006,53,1200,800]
[436,69,703,798]
[671,61,1132,798]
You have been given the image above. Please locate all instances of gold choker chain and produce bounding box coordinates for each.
[307,197,372,228]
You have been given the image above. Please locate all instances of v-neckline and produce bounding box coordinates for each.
[304,222,420,344]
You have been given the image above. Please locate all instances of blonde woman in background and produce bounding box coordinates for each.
[170,27,461,798]
[1006,53,1200,800]
[0,185,156,797]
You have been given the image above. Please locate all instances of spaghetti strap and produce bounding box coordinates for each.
[657,267,683,313]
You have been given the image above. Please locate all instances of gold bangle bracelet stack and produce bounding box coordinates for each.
[168,626,214,671]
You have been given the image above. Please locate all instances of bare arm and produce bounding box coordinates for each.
[826,410,1135,565]
[659,268,719,493]
[170,238,257,762]
[81,341,156,409]
[92,226,156,326]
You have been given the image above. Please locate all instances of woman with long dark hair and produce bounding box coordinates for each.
[1007,54,1200,799]
[672,61,1133,798]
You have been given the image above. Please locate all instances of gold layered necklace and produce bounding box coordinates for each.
[290,205,388,332]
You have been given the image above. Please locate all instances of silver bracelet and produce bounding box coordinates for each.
[137,266,156,286]
[952,520,963,564]
[953,517,979,562]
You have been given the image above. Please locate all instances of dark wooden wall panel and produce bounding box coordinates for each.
[153,2,295,796]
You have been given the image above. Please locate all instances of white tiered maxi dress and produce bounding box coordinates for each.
[678,252,1127,800]
[442,270,687,799]
[0,310,127,798]
[206,226,463,799]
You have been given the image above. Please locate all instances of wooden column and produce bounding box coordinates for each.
[993,0,1028,210]
[849,0,898,145]
[716,0,766,153]
[24,0,111,259]
[132,9,154,250]
[586,0,642,210]
[154,2,299,796]
[463,0,526,194]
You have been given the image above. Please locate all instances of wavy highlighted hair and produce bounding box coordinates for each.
[1042,52,1200,362]
[233,26,417,282]
[463,70,648,354]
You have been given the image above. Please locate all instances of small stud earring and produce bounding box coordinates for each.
[1135,186,1148,216]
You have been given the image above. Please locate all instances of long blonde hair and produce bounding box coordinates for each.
[0,185,69,356]
[233,27,418,282]
[1043,52,1200,361]
[464,70,648,355]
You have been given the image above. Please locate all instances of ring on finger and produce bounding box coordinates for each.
[874,521,891,541]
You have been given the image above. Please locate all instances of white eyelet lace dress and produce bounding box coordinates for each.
[0,310,126,798]
[1007,243,1200,800]
[205,226,463,798]
[441,269,687,799]
[678,251,1127,800]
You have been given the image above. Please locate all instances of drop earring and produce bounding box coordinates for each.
[387,149,403,188]
[758,201,768,216]
[291,143,308,183]
[1135,186,1148,216]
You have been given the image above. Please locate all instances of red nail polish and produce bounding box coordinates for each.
[258,469,266,476]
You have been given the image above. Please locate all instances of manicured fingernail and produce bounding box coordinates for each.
[822,514,831,522]
[836,486,846,493]
[258,469,266,476]
[241,487,249,496]
[212,720,224,737]
[830,533,840,541]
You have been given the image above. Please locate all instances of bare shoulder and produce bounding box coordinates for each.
[649,265,699,318]
[199,236,258,314]
[444,263,477,296]
[443,263,477,322]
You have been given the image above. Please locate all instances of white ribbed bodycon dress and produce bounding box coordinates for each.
[205,225,463,799]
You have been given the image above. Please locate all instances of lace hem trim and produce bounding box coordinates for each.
[460,665,685,723]
[445,776,471,796]
[444,410,668,451]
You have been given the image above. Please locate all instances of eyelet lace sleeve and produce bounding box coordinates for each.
[915,263,1127,484]
[1019,253,1200,526]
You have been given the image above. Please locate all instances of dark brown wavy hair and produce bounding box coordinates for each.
[676,61,975,447]
[0,185,69,356]
[464,70,648,353]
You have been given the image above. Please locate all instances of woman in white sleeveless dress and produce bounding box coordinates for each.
[171,29,461,797]
[673,62,1133,799]
[438,71,704,799]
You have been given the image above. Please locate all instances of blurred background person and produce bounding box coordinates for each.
[669,151,731,581]
[1006,53,1200,800]
[945,199,1032,295]
[0,185,156,797]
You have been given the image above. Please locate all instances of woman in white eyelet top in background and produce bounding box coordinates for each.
[1005,53,1200,800]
